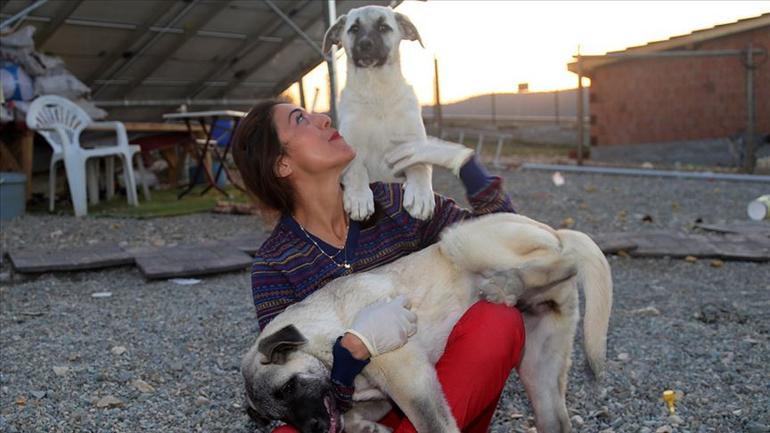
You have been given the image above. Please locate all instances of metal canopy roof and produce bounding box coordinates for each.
[1,0,398,121]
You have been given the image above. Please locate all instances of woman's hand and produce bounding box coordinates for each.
[386,137,474,176]
[344,295,418,359]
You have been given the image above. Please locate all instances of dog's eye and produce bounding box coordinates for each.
[348,25,359,34]
[279,377,297,399]
[378,24,391,32]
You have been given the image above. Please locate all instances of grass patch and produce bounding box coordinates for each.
[29,185,249,219]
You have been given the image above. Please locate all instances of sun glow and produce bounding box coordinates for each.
[287,1,769,110]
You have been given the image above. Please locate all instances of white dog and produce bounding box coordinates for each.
[323,5,437,221]
[242,213,613,433]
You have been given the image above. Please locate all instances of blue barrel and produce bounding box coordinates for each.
[0,172,26,220]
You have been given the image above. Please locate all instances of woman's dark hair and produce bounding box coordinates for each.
[232,99,295,218]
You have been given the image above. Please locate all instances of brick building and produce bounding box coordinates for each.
[568,14,769,146]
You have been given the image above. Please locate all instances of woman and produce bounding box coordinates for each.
[232,99,525,433]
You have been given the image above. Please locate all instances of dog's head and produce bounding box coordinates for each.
[241,325,342,433]
[322,5,423,68]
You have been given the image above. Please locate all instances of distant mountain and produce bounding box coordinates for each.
[422,89,587,118]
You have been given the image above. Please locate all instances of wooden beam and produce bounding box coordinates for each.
[181,0,314,100]
[215,8,323,99]
[114,0,233,100]
[34,0,84,48]
[85,2,179,85]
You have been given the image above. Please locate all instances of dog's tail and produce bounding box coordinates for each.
[558,229,613,380]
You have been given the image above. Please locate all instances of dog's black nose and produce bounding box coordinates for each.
[307,418,329,433]
[358,38,373,51]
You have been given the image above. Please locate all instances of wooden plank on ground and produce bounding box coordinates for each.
[629,231,719,258]
[695,222,770,237]
[130,242,253,280]
[9,244,135,273]
[219,232,269,256]
[590,232,638,253]
[623,231,770,261]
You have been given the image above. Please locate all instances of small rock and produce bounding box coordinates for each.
[194,396,210,406]
[746,422,770,433]
[111,346,127,356]
[667,415,683,425]
[655,426,673,433]
[631,306,661,316]
[570,415,584,426]
[132,379,155,393]
[638,428,652,433]
[599,429,614,433]
[91,292,112,298]
[685,255,698,263]
[95,395,123,408]
[510,413,525,419]
[617,352,631,362]
[53,366,69,376]
[30,390,46,399]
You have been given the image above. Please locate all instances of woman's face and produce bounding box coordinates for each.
[273,103,355,178]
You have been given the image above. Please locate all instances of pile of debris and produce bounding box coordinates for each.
[0,25,106,122]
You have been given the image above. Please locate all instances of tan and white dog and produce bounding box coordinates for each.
[242,213,613,433]
[323,5,435,221]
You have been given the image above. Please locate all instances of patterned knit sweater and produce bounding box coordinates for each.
[250,157,514,410]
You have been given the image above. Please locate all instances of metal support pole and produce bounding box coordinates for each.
[0,0,47,30]
[298,77,307,109]
[433,56,443,136]
[494,136,504,167]
[554,90,560,126]
[491,92,497,127]
[576,46,585,166]
[264,0,325,57]
[324,0,338,124]
[744,43,757,173]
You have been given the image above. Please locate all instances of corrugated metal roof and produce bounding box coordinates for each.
[568,12,770,76]
[1,0,399,120]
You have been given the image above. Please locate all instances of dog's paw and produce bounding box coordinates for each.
[344,187,375,221]
[403,182,435,220]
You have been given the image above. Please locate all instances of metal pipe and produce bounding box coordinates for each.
[576,46,584,166]
[264,0,324,58]
[324,0,338,125]
[0,0,47,30]
[92,0,199,97]
[93,98,264,108]
[744,43,757,173]
[520,163,770,183]
[0,12,267,40]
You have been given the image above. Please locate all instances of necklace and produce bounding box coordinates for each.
[296,219,351,270]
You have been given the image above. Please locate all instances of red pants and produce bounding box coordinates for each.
[272,301,525,433]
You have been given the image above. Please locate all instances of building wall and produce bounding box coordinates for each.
[590,26,770,146]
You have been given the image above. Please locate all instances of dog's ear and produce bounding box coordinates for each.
[323,15,347,55]
[395,12,423,48]
[257,325,308,365]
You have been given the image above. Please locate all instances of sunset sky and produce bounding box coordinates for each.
[289,1,769,110]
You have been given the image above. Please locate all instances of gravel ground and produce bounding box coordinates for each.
[1,166,769,433]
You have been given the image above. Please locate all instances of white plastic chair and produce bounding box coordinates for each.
[25,95,147,217]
